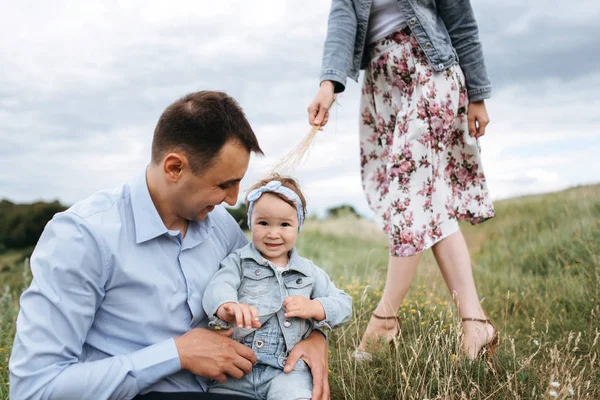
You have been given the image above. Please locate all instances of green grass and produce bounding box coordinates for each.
[1,185,599,399]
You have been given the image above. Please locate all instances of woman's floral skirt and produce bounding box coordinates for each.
[359,27,495,257]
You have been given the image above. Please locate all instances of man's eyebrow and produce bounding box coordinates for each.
[218,178,242,186]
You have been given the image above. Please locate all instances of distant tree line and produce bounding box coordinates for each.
[0,199,67,251]
[0,198,360,251]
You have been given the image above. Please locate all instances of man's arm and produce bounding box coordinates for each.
[9,213,181,400]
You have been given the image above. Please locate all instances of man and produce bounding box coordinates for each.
[9,91,330,400]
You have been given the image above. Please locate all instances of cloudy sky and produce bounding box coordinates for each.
[1,0,598,218]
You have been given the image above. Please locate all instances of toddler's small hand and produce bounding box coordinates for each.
[283,296,326,321]
[216,302,261,329]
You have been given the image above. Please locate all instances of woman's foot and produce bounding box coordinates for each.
[461,318,498,360]
[354,313,401,358]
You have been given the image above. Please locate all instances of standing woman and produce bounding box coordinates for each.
[308,0,497,360]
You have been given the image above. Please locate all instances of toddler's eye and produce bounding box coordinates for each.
[258,221,268,226]
[281,222,291,227]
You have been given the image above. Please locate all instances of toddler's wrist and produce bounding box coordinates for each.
[312,299,326,321]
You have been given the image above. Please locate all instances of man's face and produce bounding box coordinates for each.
[250,193,299,265]
[176,140,250,221]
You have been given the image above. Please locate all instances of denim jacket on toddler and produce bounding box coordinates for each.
[202,242,352,356]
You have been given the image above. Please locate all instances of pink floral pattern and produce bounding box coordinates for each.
[360,28,495,257]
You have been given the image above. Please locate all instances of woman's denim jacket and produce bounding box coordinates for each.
[321,0,492,102]
[203,243,352,351]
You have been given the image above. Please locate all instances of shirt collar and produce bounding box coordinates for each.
[130,168,170,244]
[130,168,215,246]
[240,242,311,276]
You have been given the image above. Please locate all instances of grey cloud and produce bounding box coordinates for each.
[475,0,600,88]
[1,0,598,211]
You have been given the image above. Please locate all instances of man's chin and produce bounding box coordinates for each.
[195,206,216,221]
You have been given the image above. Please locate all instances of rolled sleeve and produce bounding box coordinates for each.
[320,0,358,94]
[438,0,492,102]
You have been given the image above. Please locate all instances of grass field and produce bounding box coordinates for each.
[1,184,599,399]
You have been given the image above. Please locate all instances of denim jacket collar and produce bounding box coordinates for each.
[239,243,312,277]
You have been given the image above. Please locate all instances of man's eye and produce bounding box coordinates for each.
[219,183,232,190]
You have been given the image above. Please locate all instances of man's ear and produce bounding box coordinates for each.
[163,152,188,182]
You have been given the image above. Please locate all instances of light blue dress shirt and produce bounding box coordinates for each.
[9,169,248,400]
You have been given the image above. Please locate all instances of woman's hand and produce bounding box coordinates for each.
[467,100,490,139]
[308,81,336,130]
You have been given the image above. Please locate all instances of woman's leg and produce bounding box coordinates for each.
[357,252,422,351]
[431,229,496,359]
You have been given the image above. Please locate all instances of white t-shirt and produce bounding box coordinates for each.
[367,0,407,45]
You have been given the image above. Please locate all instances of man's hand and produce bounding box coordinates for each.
[467,100,490,139]
[174,328,257,383]
[216,302,261,329]
[307,81,336,130]
[284,331,330,400]
[283,296,326,321]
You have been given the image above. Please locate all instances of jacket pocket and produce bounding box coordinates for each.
[284,276,315,297]
[240,265,275,297]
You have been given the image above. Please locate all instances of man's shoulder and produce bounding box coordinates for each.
[209,205,244,236]
[210,205,236,223]
[60,183,130,226]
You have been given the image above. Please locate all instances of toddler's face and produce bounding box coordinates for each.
[250,193,299,266]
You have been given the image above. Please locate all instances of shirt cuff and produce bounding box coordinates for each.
[129,338,181,391]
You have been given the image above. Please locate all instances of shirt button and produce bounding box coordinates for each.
[410,17,416,25]
[438,63,444,69]
[425,42,432,49]
[256,339,264,348]
[255,269,262,276]
[284,320,292,328]
[296,278,302,285]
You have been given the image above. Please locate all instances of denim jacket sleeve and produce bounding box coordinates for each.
[320,0,357,93]
[202,252,242,328]
[310,265,353,329]
[436,0,492,102]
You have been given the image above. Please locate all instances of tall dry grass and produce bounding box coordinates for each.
[1,185,599,399]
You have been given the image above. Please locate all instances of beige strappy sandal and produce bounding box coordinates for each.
[462,317,499,359]
[352,313,402,361]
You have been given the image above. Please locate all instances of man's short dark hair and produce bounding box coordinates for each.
[151,91,263,172]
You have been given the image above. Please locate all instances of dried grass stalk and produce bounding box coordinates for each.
[268,98,336,176]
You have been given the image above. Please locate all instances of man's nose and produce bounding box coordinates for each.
[223,184,240,207]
